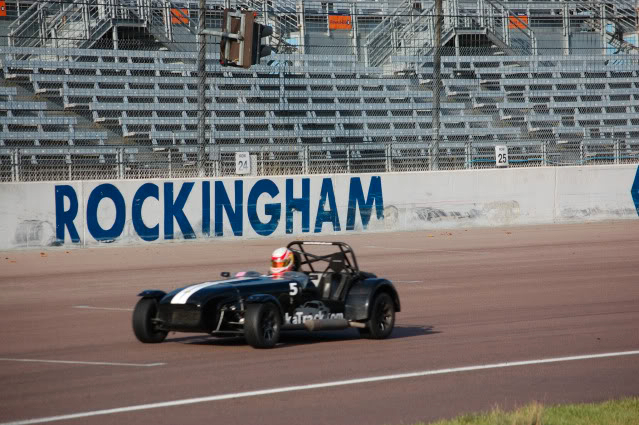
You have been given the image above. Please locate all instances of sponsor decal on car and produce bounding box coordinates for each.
[284,311,344,325]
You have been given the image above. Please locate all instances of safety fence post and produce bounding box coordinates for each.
[11,149,19,182]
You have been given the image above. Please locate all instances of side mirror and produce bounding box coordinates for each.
[220,271,230,278]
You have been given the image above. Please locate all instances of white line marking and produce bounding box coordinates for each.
[2,349,638,425]
[73,305,133,311]
[0,358,165,368]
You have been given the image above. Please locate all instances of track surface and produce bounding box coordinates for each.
[1,221,639,425]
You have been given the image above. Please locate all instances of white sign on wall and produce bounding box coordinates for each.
[235,152,251,175]
[495,145,509,167]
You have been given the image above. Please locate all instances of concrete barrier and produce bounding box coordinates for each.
[1,165,637,250]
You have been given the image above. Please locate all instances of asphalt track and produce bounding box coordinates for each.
[1,221,638,425]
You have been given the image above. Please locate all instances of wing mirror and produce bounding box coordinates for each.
[220,271,230,278]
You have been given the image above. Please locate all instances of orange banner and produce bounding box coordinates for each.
[171,8,189,25]
[508,15,528,30]
[0,1,7,17]
[329,15,352,30]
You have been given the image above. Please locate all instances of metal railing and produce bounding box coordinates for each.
[364,0,537,67]
[144,0,199,51]
[241,0,300,52]
[573,0,638,54]
[7,0,198,54]
[1,139,637,182]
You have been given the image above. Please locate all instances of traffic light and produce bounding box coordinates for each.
[250,22,273,66]
[219,9,272,68]
[219,9,249,68]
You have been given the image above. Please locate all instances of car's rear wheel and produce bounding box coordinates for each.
[132,298,168,343]
[244,302,281,348]
[359,292,395,339]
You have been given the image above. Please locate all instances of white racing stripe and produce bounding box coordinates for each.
[3,349,639,425]
[170,278,249,305]
[0,358,164,367]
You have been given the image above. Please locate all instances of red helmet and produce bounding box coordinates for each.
[270,247,294,276]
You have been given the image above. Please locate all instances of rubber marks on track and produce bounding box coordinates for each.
[3,350,639,425]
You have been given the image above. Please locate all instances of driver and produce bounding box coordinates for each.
[235,247,296,279]
[270,247,312,291]
[270,247,295,276]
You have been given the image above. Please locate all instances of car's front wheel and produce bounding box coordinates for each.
[359,292,395,339]
[244,302,281,348]
[132,298,168,343]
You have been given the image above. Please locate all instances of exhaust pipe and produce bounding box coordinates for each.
[304,319,366,331]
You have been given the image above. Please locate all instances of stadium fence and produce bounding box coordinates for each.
[1,0,638,181]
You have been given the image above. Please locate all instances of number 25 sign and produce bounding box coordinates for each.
[495,145,509,167]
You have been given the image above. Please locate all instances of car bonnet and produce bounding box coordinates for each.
[164,277,260,305]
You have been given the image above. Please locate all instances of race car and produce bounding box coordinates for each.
[132,241,400,348]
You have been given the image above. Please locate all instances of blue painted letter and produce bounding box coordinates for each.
[286,178,310,233]
[215,180,243,236]
[87,184,126,241]
[314,178,341,233]
[346,176,384,230]
[632,166,639,216]
[202,181,211,237]
[248,179,281,236]
[55,185,80,244]
[164,182,195,240]
[132,183,159,242]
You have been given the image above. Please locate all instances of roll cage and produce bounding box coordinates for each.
[286,241,360,276]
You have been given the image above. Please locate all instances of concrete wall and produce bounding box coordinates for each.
[1,165,638,250]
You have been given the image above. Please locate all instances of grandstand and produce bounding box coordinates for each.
[1,0,638,181]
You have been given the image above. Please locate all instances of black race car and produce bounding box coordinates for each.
[132,241,400,348]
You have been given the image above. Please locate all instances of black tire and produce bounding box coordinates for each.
[132,298,168,343]
[359,292,395,339]
[244,302,281,348]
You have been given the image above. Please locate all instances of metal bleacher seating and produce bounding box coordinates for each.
[2,45,639,176]
[438,55,639,165]
[2,0,638,181]
[4,50,449,146]
[1,53,112,181]
[0,82,108,147]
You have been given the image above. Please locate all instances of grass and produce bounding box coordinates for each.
[422,398,639,425]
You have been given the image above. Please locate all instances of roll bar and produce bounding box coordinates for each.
[286,241,360,274]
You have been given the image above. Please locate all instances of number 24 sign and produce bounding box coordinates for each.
[235,152,251,175]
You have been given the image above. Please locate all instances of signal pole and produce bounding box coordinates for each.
[432,0,442,171]
[195,8,272,177]
[197,0,207,177]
